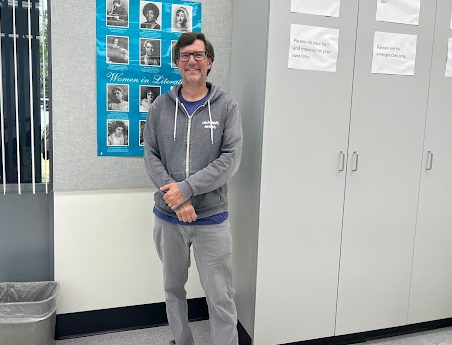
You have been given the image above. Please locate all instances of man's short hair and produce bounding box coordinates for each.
[113,0,120,5]
[173,32,214,75]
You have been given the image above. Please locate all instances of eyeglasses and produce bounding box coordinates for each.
[178,51,208,62]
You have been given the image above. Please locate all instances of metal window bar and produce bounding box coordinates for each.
[40,0,48,193]
[12,0,22,194]
[1,0,47,194]
[27,0,36,194]
[43,87,48,194]
[0,30,5,195]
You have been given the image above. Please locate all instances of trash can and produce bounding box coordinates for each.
[0,281,59,345]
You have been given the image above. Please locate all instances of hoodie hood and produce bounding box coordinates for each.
[167,82,224,104]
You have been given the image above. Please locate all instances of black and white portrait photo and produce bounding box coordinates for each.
[106,36,129,64]
[140,85,160,113]
[140,39,161,67]
[171,5,192,32]
[171,40,177,68]
[107,84,129,112]
[107,120,129,146]
[106,0,129,27]
[139,120,146,146]
[140,1,162,30]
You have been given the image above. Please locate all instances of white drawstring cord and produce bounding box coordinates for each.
[208,100,213,144]
[173,98,179,141]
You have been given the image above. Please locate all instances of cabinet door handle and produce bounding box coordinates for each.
[426,151,433,171]
[352,151,359,172]
[339,151,345,172]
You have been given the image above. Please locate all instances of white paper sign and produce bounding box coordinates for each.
[376,0,421,26]
[446,38,452,78]
[291,0,340,17]
[371,31,417,75]
[288,25,339,72]
[450,10,452,29]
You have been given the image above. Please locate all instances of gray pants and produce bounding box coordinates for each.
[154,216,239,345]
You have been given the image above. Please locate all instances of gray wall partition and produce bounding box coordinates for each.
[51,0,232,192]
[0,193,52,282]
[229,0,270,338]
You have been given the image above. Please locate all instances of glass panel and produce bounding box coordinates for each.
[0,0,49,188]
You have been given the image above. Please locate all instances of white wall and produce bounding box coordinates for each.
[54,190,203,314]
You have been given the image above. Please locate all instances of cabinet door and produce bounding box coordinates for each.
[335,0,437,335]
[253,1,359,344]
[408,0,452,324]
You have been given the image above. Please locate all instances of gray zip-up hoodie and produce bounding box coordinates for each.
[143,83,243,219]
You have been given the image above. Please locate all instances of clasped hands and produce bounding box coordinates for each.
[160,183,197,223]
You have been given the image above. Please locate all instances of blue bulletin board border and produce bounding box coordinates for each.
[96,0,202,156]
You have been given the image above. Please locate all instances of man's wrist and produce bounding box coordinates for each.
[175,200,191,211]
[177,181,194,200]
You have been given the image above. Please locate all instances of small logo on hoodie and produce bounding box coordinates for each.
[202,120,219,129]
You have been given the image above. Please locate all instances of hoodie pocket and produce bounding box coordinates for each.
[170,170,222,210]
[191,189,222,210]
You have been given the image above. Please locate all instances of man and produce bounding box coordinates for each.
[143,32,242,345]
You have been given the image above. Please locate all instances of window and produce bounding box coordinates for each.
[0,0,49,193]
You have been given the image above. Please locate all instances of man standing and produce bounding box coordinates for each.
[144,32,242,345]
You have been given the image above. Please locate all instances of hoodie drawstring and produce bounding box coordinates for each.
[174,97,213,144]
[173,98,178,141]
[208,99,213,144]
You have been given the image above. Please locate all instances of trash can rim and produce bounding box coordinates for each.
[0,282,59,306]
[0,296,56,306]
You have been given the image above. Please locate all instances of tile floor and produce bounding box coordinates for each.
[56,320,452,345]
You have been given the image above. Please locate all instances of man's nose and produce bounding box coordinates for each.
[187,54,197,63]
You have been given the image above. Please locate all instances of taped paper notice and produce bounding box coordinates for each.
[291,0,340,17]
[376,0,421,26]
[371,31,417,76]
[288,24,339,72]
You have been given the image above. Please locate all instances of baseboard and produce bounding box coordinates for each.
[55,297,208,339]
[55,297,252,345]
[58,303,451,345]
[282,317,452,345]
[238,321,252,345]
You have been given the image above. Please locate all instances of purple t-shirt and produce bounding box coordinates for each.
[178,88,209,116]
